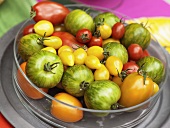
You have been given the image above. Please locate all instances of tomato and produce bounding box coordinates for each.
[122,61,139,74]
[94,64,110,80]
[102,38,120,46]
[88,30,103,47]
[41,47,57,54]
[23,24,35,36]
[54,24,66,32]
[59,51,74,66]
[51,92,83,122]
[105,56,123,76]
[52,31,84,49]
[119,72,154,107]
[17,62,48,99]
[85,55,102,70]
[34,20,54,37]
[111,22,125,40]
[43,36,62,49]
[142,49,150,58]
[73,48,87,65]
[58,45,73,55]
[96,20,112,39]
[87,46,104,60]
[26,50,64,88]
[152,82,159,96]
[76,29,92,44]
[31,1,70,25]
[128,44,143,61]
[112,76,123,87]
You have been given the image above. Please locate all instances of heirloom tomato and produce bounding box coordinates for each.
[31,1,70,25]
[119,72,154,107]
[73,48,87,65]
[51,92,83,122]
[85,55,102,70]
[152,82,159,96]
[122,61,139,74]
[102,38,120,46]
[59,51,74,66]
[58,45,73,55]
[43,36,62,49]
[76,29,92,44]
[87,46,104,60]
[94,64,110,80]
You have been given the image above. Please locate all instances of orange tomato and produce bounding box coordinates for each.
[17,62,48,99]
[50,92,83,122]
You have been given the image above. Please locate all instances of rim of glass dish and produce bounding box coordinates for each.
[13,4,169,113]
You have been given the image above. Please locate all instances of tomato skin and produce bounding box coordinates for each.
[76,29,92,44]
[23,24,35,36]
[111,22,125,40]
[128,44,143,61]
[43,36,62,49]
[32,1,70,25]
[88,36,103,47]
[122,61,139,74]
[96,23,112,39]
[94,64,110,80]
[119,72,154,107]
[142,49,150,58]
[52,31,84,49]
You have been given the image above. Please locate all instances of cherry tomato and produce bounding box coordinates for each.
[59,51,75,66]
[76,29,92,44]
[128,44,143,61]
[142,49,150,58]
[85,55,102,70]
[102,38,120,46]
[94,64,110,80]
[31,1,70,25]
[41,47,57,54]
[152,82,159,96]
[23,24,35,36]
[87,30,102,47]
[34,20,54,37]
[122,61,139,74]
[111,22,125,40]
[52,31,84,49]
[43,36,62,49]
[73,48,87,65]
[119,72,154,107]
[87,46,104,60]
[58,45,73,55]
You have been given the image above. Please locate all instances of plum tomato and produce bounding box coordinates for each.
[31,1,70,25]
[76,29,92,44]
[111,22,125,40]
[87,30,102,47]
[122,61,139,74]
[23,24,35,36]
[128,44,143,61]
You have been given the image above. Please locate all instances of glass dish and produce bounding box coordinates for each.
[12,4,169,128]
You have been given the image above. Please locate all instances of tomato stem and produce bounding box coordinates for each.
[111,103,124,110]
[44,62,60,74]
[37,32,49,45]
[30,6,36,19]
[80,81,89,91]
[137,63,147,85]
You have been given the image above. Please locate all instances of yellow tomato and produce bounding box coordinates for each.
[152,82,159,96]
[87,46,104,60]
[105,56,123,76]
[58,45,73,55]
[59,51,74,66]
[41,47,57,54]
[43,36,62,49]
[85,55,102,70]
[94,64,109,80]
[102,38,120,46]
[34,20,54,37]
[112,76,123,87]
[73,48,87,65]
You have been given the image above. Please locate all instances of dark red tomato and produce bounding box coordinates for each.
[111,22,125,40]
[123,61,139,74]
[142,49,150,58]
[23,24,35,36]
[31,1,70,25]
[52,31,84,49]
[76,29,92,44]
[128,44,143,61]
[88,36,103,47]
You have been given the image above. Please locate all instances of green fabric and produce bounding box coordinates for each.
[0,0,37,37]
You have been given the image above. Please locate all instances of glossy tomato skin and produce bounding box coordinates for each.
[122,61,139,74]
[111,22,125,40]
[76,29,92,44]
[142,49,150,58]
[88,36,102,47]
[119,72,154,107]
[23,24,35,36]
[32,1,70,25]
[128,44,143,61]
[52,31,84,49]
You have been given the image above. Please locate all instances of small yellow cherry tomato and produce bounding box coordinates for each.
[59,51,74,66]
[85,55,102,70]
[102,38,120,46]
[73,48,87,65]
[87,46,104,60]
[34,20,54,37]
[43,36,62,49]
[58,45,73,55]
[152,82,159,96]
[94,64,109,80]
[41,47,57,54]
[105,56,123,76]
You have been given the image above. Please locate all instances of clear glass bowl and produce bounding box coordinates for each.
[12,4,169,128]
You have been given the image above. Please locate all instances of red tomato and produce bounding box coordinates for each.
[123,61,139,74]
[52,31,84,49]
[128,44,143,61]
[111,22,125,40]
[23,24,35,36]
[142,49,150,58]
[31,1,70,25]
[76,29,92,44]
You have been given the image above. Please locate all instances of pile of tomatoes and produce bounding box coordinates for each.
[16,1,164,123]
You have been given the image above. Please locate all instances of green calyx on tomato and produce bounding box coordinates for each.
[44,62,60,74]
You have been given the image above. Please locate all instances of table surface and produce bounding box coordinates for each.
[0,0,170,127]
